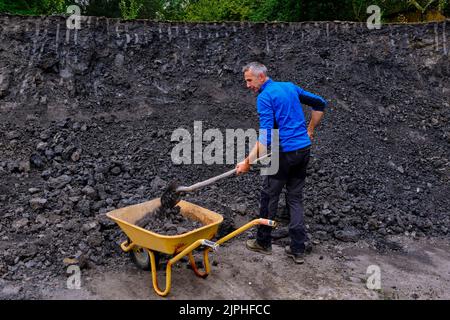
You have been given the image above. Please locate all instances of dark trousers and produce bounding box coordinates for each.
[257,146,310,254]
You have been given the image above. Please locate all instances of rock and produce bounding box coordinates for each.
[67,219,81,231]
[94,172,105,183]
[18,160,30,173]
[6,131,20,140]
[87,232,103,247]
[387,160,397,170]
[62,145,77,160]
[76,199,91,216]
[114,53,125,67]
[0,73,11,97]
[341,205,352,213]
[82,221,98,233]
[92,200,105,211]
[96,213,116,228]
[41,169,52,179]
[69,196,80,203]
[36,142,48,151]
[28,188,40,194]
[35,215,48,225]
[48,175,72,189]
[314,230,329,240]
[12,218,29,229]
[71,149,81,162]
[44,149,54,159]
[367,218,378,230]
[30,153,45,169]
[150,176,166,191]
[334,228,361,242]
[110,166,121,175]
[0,263,7,276]
[96,185,108,200]
[82,185,97,199]
[7,161,20,173]
[53,145,63,155]
[29,198,47,210]
[236,204,247,215]
[72,122,81,131]
[39,131,51,141]
[176,227,188,234]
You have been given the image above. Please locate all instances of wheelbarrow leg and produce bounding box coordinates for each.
[188,250,211,278]
[147,249,173,297]
[146,239,208,297]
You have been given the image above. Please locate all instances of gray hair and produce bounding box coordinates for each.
[242,62,268,76]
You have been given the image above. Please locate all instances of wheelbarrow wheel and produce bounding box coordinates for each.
[129,246,159,271]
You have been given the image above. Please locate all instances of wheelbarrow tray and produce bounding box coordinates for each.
[106,198,223,255]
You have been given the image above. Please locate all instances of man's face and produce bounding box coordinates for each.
[244,70,266,93]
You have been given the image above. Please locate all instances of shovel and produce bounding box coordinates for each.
[161,153,272,208]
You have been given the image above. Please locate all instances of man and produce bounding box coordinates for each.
[236,62,327,264]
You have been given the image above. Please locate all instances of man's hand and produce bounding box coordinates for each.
[308,110,324,141]
[236,159,250,175]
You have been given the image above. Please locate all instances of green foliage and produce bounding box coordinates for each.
[184,0,255,21]
[0,0,69,15]
[119,0,143,20]
[407,0,448,13]
[138,0,163,19]
[0,0,37,15]
[85,0,122,18]
[0,0,448,21]
[445,1,450,14]
[159,0,188,20]
[42,0,67,14]
[250,0,302,22]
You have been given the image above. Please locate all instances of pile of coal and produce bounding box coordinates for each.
[136,205,203,236]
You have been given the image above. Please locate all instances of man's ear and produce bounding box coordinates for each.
[258,73,265,82]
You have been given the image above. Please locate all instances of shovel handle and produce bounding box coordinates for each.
[176,153,271,193]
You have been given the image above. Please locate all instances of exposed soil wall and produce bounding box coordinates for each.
[0,15,449,298]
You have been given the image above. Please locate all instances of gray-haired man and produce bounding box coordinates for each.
[236,62,327,264]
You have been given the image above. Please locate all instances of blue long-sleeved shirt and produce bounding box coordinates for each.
[257,78,327,152]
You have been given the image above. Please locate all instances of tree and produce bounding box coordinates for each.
[184,0,255,21]
[408,0,448,14]
[119,0,143,20]
[84,0,122,18]
[0,0,68,15]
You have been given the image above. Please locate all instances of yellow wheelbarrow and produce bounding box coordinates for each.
[106,198,276,297]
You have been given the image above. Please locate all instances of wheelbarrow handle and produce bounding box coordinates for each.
[201,239,219,251]
[176,153,271,193]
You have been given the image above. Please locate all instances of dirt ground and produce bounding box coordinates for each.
[29,234,449,300]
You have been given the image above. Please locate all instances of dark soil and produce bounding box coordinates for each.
[135,205,203,236]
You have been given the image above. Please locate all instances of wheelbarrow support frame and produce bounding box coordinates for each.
[120,218,276,296]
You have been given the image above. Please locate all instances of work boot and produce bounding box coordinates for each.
[285,246,305,264]
[246,239,272,255]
